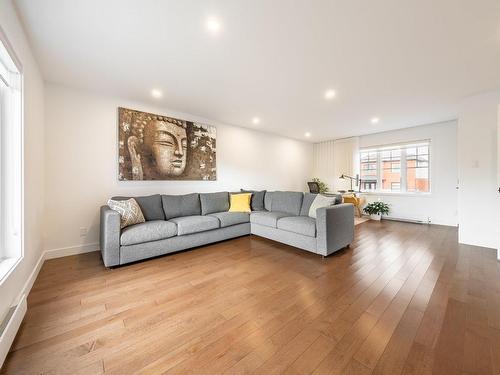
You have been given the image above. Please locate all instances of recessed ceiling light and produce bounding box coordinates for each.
[324,89,336,100]
[252,117,261,125]
[206,16,221,34]
[151,89,162,98]
[371,117,380,124]
[305,132,311,138]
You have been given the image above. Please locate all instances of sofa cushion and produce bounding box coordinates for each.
[200,192,229,215]
[112,194,165,221]
[240,189,266,211]
[277,216,317,237]
[229,193,252,213]
[309,195,336,218]
[162,193,201,220]
[300,193,317,216]
[270,191,304,216]
[331,194,343,205]
[264,192,273,211]
[250,211,291,228]
[169,215,220,236]
[120,220,177,246]
[107,198,145,229]
[208,212,250,228]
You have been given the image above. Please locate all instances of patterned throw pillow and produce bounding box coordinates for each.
[107,198,145,229]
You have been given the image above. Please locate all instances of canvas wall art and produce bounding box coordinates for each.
[118,107,216,180]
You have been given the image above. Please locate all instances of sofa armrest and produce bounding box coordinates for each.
[316,203,354,256]
[100,205,121,267]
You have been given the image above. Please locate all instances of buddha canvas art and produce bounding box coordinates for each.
[118,107,216,180]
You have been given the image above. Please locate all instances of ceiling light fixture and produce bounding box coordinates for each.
[151,89,162,98]
[324,89,336,100]
[371,117,380,124]
[305,132,311,138]
[206,16,221,34]
[252,117,261,125]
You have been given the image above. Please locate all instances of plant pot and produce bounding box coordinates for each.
[370,213,382,221]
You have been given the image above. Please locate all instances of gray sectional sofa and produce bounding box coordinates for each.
[100,191,354,267]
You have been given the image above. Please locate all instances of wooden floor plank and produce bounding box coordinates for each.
[1,221,499,375]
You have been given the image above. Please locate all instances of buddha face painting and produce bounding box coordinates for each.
[143,120,187,177]
[118,107,217,181]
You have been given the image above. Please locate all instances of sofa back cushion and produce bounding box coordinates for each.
[200,192,229,215]
[161,193,201,219]
[269,191,304,216]
[240,189,266,211]
[264,192,273,211]
[111,194,165,221]
[300,193,317,216]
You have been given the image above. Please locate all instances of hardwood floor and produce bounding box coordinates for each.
[2,220,500,374]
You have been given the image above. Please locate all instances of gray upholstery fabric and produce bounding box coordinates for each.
[269,191,304,216]
[331,194,343,205]
[120,220,177,246]
[100,190,354,267]
[208,211,250,227]
[250,211,291,228]
[112,194,165,221]
[316,203,354,256]
[300,193,317,216]
[240,189,266,211]
[251,223,317,253]
[277,216,316,237]
[264,191,273,211]
[120,223,250,264]
[162,193,201,220]
[169,215,220,236]
[200,192,229,215]
[100,206,121,267]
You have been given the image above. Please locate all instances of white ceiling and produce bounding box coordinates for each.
[15,0,500,142]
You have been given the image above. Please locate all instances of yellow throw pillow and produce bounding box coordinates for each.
[229,193,252,213]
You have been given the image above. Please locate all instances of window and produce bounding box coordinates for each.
[360,151,378,191]
[381,149,401,191]
[359,141,430,194]
[406,145,430,192]
[0,30,23,283]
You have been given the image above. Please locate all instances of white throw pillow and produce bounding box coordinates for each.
[107,198,145,229]
[308,195,336,219]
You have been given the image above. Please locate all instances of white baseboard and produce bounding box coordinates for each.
[20,252,46,302]
[0,249,45,369]
[0,294,27,367]
[44,243,99,260]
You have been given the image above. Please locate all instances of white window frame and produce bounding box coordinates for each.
[359,140,431,195]
[0,25,24,285]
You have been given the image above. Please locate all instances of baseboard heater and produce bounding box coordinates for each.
[383,216,430,224]
[0,294,27,368]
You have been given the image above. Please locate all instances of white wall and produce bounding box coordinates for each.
[359,121,458,226]
[0,0,45,321]
[44,84,313,253]
[457,91,500,249]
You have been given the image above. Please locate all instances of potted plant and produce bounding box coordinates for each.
[363,201,390,221]
[312,177,329,194]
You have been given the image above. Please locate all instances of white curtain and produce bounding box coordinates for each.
[312,137,359,192]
